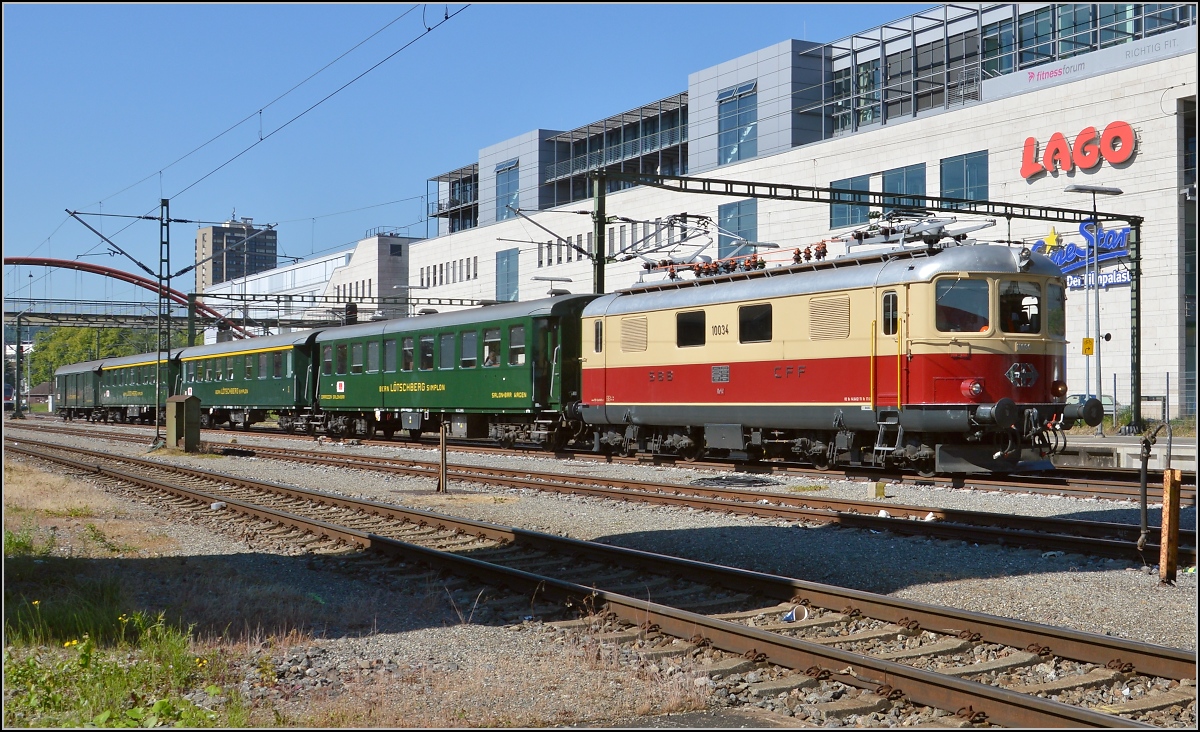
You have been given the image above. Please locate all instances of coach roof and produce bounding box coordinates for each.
[54,358,107,376]
[178,331,319,360]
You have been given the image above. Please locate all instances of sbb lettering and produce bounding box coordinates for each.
[1020,121,1135,179]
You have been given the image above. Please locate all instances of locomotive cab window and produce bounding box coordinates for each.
[935,278,990,333]
[1046,283,1066,337]
[419,335,434,371]
[999,280,1042,334]
[483,329,501,367]
[677,311,706,348]
[882,291,898,335]
[508,326,525,366]
[739,304,772,343]
[322,346,333,376]
[460,331,477,368]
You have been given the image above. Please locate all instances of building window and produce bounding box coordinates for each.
[882,163,926,212]
[1058,4,1095,58]
[717,81,757,165]
[940,151,989,207]
[830,174,870,229]
[856,59,881,125]
[717,199,757,260]
[831,66,853,134]
[1098,4,1137,48]
[495,159,519,222]
[982,19,1015,77]
[1018,6,1055,68]
[496,247,519,302]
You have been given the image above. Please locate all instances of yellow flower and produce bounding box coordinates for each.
[64,639,78,648]
[31,600,40,607]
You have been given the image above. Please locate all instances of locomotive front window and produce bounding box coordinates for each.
[882,291,898,336]
[367,342,380,373]
[460,331,477,369]
[322,346,333,376]
[483,329,501,367]
[351,343,364,374]
[384,339,397,373]
[402,338,414,372]
[336,344,348,375]
[739,304,772,343]
[935,279,990,332]
[1046,283,1066,337]
[439,334,455,369]
[677,311,706,348]
[419,335,434,371]
[508,326,526,366]
[999,280,1042,334]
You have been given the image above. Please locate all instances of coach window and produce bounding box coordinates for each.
[273,352,284,378]
[508,325,526,366]
[384,339,397,373]
[739,304,772,343]
[439,334,455,370]
[402,337,414,372]
[351,343,364,374]
[260,353,269,379]
[882,291,898,336]
[935,278,990,332]
[215,359,224,381]
[205,362,213,382]
[322,346,333,376]
[286,352,293,377]
[226,359,235,381]
[336,344,349,375]
[676,311,706,347]
[999,280,1042,334]
[460,331,477,368]
[594,320,603,353]
[483,329,501,367]
[244,355,253,379]
[419,335,435,371]
[367,341,380,373]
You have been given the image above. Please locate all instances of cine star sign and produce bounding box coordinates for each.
[1020,121,1135,179]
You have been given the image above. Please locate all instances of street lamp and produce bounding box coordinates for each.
[1065,184,1123,437]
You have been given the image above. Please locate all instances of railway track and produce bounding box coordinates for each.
[6,436,1194,728]
[35,415,1197,505]
[9,424,1194,565]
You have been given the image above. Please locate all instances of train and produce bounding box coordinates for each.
[54,240,1104,475]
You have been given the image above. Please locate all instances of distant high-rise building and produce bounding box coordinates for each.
[194,217,277,293]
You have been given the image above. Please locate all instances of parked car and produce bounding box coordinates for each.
[1065,394,1115,417]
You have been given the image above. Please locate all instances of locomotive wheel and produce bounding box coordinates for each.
[499,434,516,450]
[304,420,317,436]
[544,429,567,453]
[811,452,830,470]
[619,442,638,458]
[678,443,702,462]
[915,459,936,479]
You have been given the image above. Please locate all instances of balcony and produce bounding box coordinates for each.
[544,125,688,182]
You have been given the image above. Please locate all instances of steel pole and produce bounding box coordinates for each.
[1092,195,1104,437]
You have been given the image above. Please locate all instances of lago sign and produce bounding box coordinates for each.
[1033,222,1131,290]
[1021,121,1135,179]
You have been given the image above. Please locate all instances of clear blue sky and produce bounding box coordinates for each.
[3,3,934,305]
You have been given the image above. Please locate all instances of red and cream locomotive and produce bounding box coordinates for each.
[573,241,1102,475]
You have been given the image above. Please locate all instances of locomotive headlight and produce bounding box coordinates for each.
[1051,380,1068,398]
[961,379,984,398]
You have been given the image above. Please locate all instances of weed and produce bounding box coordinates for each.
[83,524,132,554]
[4,523,55,558]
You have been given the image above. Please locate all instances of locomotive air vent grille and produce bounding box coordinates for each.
[809,295,850,340]
[620,316,648,352]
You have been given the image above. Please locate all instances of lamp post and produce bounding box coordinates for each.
[1065,184,1123,437]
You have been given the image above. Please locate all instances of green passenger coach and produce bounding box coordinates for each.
[315,294,598,447]
[178,331,319,431]
[95,351,182,424]
[54,358,105,421]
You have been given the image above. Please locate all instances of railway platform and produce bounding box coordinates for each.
[1051,432,1196,473]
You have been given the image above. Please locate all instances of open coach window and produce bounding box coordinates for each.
[935,279,990,333]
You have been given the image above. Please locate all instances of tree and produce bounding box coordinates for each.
[28,327,189,388]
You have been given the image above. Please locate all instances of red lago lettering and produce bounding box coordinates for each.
[1021,121,1134,179]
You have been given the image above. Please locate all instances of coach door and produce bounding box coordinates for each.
[873,288,907,408]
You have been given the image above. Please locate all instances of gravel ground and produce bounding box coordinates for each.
[4,423,1196,726]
